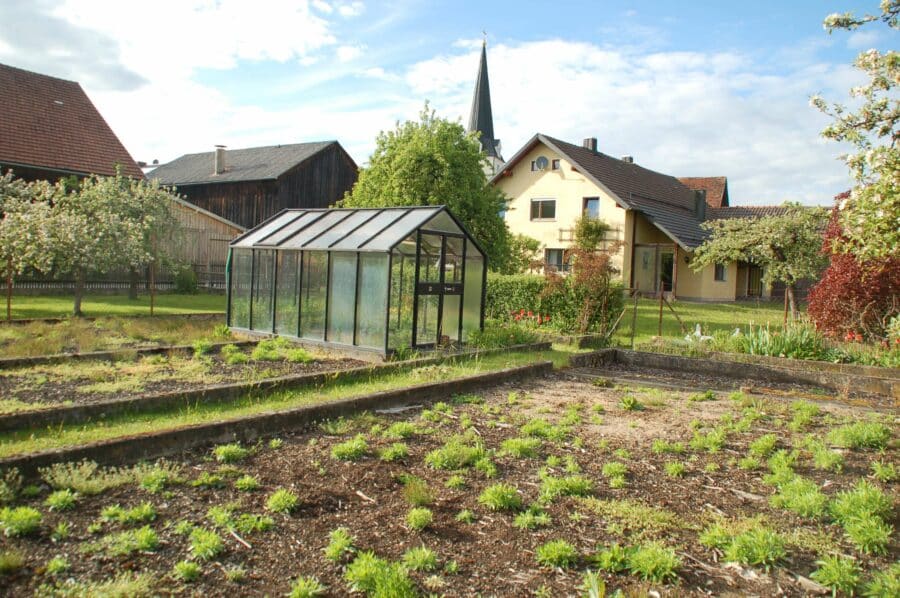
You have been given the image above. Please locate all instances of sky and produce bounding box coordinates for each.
[0,0,894,206]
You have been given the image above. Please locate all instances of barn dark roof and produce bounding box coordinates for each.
[0,62,143,178]
[150,141,337,185]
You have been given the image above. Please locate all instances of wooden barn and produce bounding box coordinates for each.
[149,142,358,229]
[170,198,245,288]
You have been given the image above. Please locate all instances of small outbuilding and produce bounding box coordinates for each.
[227,206,486,356]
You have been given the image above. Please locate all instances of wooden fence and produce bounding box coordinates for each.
[13,264,227,294]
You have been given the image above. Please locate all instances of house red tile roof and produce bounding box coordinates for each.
[677,176,729,207]
[708,206,792,219]
[0,63,143,178]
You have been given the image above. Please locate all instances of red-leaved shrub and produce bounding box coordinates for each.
[808,197,900,341]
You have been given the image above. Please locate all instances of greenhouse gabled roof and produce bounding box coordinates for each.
[230,205,483,254]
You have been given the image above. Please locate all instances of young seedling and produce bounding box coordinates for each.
[0,506,42,537]
[535,539,579,568]
[45,489,78,511]
[324,527,356,563]
[189,527,224,561]
[810,555,861,596]
[173,560,201,582]
[627,541,680,583]
[513,505,551,530]
[331,435,369,461]
[406,507,433,532]
[478,483,523,511]
[289,575,327,597]
[266,489,300,514]
[402,546,438,571]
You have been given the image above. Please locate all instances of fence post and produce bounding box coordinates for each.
[657,291,664,337]
[630,292,639,350]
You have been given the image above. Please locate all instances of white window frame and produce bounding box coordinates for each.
[530,198,557,221]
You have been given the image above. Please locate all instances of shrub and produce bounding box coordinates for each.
[213,443,250,463]
[289,576,326,598]
[828,421,891,450]
[810,555,861,595]
[0,550,24,575]
[627,541,680,583]
[478,483,523,511]
[484,273,546,321]
[379,442,409,462]
[664,462,686,478]
[173,560,201,582]
[0,506,41,537]
[769,477,828,518]
[406,507,433,531]
[808,207,900,341]
[513,505,551,530]
[344,551,416,597]
[331,435,369,461]
[539,475,594,502]
[843,515,892,554]
[592,543,630,573]
[402,546,438,571]
[190,527,224,560]
[45,489,78,511]
[535,539,579,568]
[723,528,786,570]
[424,436,485,469]
[324,527,356,563]
[174,267,199,294]
[749,434,778,457]
[266,489,299,514]
[500,437,542,458]
[383,422,418,439]
[234,475,260,492]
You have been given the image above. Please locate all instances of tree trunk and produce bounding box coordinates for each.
[786,285,799,321]
[73,269,85,317]
[149,260,156,317]
[6,257,12,322]
[128,267,139,300]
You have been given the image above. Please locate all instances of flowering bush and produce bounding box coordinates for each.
[510,308,551,327]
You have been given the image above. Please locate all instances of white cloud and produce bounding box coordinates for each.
[846,29,881,49]
[408,39,857,205]
[336,44,364,62]
[311,0,333,14]
[337,1,365,17]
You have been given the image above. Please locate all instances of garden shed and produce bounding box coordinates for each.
[227,206,486,355]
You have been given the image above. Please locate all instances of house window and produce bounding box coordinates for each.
[583,197,599,219]
[530,199,556,221]
[714,263,727,281]
[551,159,561,170]
[545,248,566,271]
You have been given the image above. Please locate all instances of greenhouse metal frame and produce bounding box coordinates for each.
[226,206,486,355]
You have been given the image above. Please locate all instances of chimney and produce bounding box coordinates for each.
[582,137,597,152]
[621,156,634,164]
[214,145,227,174]
[694,190,707,220]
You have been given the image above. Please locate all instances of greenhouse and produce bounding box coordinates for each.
[227,206,486,355]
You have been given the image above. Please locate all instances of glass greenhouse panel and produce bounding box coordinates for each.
[275,250,300,336]
[462,256,484,341]
[388,250,414,351]
[416,293,439,347]
[418,234,443,283]
[423,211,464,235]
[327,252,357,344]
[229,249,252,329]
[300,251,327,340]
[233,212,302,248]
[441,294,461,343]
[355,253,388,349]
[251,249,275,331]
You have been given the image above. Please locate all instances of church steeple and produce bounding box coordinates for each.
[468,39,501,161]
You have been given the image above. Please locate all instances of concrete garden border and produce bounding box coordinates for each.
[0,312,224,326]
[570,349,898,399]
[0,342,553,433]
[0,360,553,475]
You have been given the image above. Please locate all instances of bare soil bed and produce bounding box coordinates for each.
[0,348,366,412]
[0,371,896,597]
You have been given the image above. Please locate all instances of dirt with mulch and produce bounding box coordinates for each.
[0,372,896,596]
[0,351,366,410]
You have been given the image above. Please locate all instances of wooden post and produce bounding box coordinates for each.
[630,292,639,350]
[657,289,664,338]
[149,260,156,316]
[782,288,788,327]
[6,257,12,322]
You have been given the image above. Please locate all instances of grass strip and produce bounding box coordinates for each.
[0,349,564,458]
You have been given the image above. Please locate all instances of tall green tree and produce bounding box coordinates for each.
[812,1,899,260]
[0,172,54,320]
[691,205,829,319]
[341,105,511,269]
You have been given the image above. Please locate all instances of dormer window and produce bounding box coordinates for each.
[551,159,560,170]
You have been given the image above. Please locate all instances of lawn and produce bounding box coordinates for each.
[0,373,894,596]
[613,298,790,347]
[4,293,225,320]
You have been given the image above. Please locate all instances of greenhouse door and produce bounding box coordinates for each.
[412,231,464,349]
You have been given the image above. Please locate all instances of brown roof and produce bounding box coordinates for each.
[493,133,709,249]
[0,63,143,178]
[677,176,729,207]
[708,206,791,219]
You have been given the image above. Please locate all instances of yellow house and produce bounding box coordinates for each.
[491,133,777,301]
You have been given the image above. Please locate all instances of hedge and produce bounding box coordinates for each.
[485,273,546,320]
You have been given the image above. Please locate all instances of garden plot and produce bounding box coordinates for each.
[0,339,364,412]
[0,373,896,597]
[0,315,228,359]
